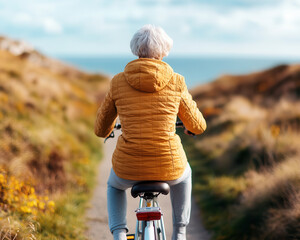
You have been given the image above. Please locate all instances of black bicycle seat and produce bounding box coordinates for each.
[131,181,170,198]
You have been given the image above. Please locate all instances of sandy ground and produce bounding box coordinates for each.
[85,132,211,240]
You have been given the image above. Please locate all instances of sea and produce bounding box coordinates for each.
[58,56,300,89]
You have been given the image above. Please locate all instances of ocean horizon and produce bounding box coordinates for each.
[58,55,300,89]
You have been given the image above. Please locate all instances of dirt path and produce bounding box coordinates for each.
[85,132,211,240]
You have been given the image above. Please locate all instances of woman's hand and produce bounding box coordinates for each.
[184,128,195,136]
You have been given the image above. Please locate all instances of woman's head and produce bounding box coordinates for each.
[130,24,173,60]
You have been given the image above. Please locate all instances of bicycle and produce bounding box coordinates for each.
[105,121,192,240]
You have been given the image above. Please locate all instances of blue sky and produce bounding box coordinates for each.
[1,0,300,57]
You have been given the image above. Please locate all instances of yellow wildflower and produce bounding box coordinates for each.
[20,206,32,213]
[48,200,55,208]
[38,202,45,210]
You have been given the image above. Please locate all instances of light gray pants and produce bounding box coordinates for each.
[107,163,192,240]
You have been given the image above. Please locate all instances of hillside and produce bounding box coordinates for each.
[181,64,300,240]
[191,64,300,113]
[0,36,109,239]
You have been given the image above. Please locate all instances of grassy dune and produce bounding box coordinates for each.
[0,47,109,239]
[182,65,300,240]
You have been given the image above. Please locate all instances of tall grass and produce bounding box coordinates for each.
[0,49,108,239]
[181,96,300,240]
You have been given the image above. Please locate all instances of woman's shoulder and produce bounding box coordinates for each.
[171,72,186,91]
[112,72,125,81]
[110,72,126,85]
[172,72,184,80]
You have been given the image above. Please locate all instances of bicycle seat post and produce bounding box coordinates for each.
[132,182,169,240]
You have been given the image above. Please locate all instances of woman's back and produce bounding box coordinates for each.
[113,57,184,181]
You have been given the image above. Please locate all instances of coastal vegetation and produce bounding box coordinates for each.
[2,35,300,240]
[0,37,109,239]
[181,65,300,240]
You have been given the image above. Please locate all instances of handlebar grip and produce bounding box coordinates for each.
[187,130,195,136]
[176,121,195,135]
[175,121,184,127]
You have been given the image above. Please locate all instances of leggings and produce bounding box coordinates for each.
[107,163,192,240]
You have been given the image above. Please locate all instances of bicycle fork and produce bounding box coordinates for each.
[134,197,166,240]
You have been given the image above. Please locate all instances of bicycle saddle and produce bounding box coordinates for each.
[131,181,170,198]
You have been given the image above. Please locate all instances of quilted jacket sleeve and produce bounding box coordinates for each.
[178,77,207,135]
[94,82,118,138]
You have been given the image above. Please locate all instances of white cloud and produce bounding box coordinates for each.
[160,1,300,41]
[1,0,300,57]
[14,13,33,25]
[43,18,63,34]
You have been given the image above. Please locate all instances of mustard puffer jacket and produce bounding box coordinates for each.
[94,58,206,181]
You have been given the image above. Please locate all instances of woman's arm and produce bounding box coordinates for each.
[178,77,206,135]
[94,84,117,138]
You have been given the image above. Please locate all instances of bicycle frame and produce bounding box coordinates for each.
[135,195,166,240]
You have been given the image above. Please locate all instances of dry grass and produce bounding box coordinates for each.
[243,156,300,209]
[263,189,300,239]
[0,49,109,239]
[181,64,300,240]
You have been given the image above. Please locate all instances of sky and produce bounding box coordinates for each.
[0,0,300,58]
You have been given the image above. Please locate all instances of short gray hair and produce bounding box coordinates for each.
[130,24,173,59]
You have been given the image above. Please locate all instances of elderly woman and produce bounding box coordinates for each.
[94,24,206,240]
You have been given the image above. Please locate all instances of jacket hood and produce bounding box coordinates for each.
[124,58,174,93]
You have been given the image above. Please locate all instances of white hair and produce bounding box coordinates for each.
[130,24,173,59]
